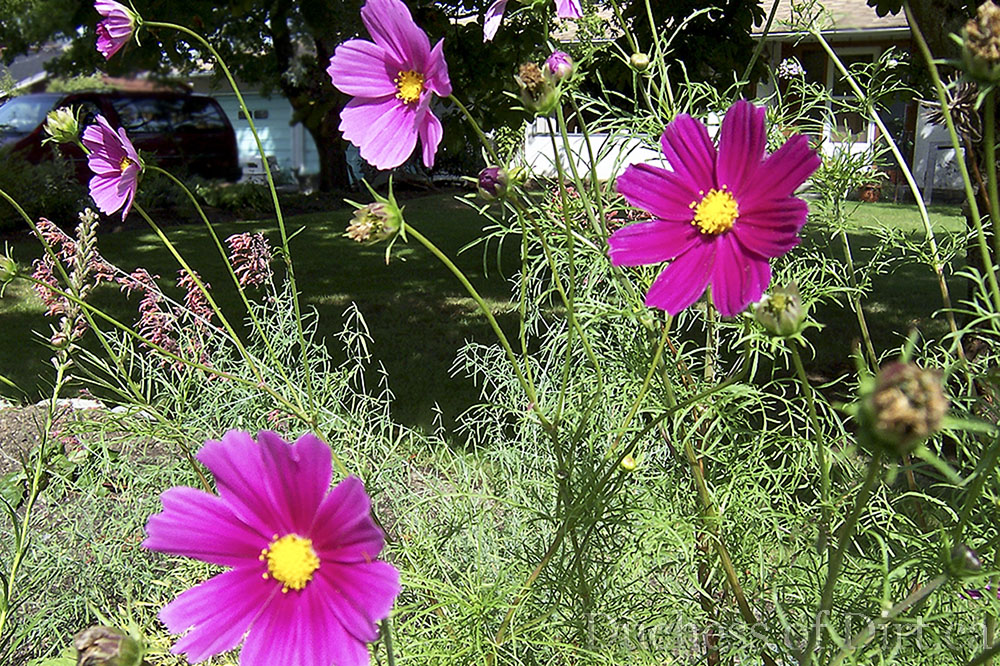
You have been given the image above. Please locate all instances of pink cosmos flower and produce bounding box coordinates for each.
[328,0,451,170]
[82,115,142,220]
[144,430,400,666]
[607,100,821,317]
[95,0,136,60]
[484,0,583,42]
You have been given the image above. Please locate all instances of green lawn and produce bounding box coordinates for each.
[0,193,519,431]
[0,195,967,427]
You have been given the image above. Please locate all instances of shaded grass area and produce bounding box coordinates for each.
[0,196,966,429]
[803,201,967,378]
[0,193,519,431]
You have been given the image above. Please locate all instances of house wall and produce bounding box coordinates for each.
[186,77,323,178]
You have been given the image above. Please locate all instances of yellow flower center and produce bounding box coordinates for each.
[119,156,134,172]
[395,70,425,104]
[690,187,739,235]
[259,534,320,593]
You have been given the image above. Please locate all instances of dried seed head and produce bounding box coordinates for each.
[516,63,559,116]
[863,362,948,455]
[963,1,1000,84]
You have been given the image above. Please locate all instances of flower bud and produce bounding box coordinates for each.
[860,361,948,456]
[963,0,1000,84]
[619,454,638,472]
[951,544,984,577]
[345,202,401,244]
[754,282,807,337]
[43,107,80,145]
[515,62,559,116]
[74,626,142,666]
[544,51,575,82]
[0,255,17,283]
[477,166,508,200]
[629,52,651,72]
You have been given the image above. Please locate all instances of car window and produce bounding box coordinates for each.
[110,97,228,133]
[0,96,57,133]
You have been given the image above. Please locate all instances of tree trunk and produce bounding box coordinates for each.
[306,113,351,192]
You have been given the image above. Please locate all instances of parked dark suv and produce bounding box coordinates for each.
[0,91,241,182]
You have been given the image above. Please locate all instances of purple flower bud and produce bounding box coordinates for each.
[545,51,575,82]
[478,167,509,200]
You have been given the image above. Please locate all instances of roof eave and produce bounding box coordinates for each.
[755,26,911,41]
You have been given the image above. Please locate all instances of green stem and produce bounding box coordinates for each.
[802,452,883,665]
[902,4,1000,314]
[986,89,1000,264]
[145,166,307,418]
[382,618,396,666]
[132,204,268,384]
[816,27,975,340]
[837,228,879,369]
[741,0,781,83]
[790,344,831,553]
[953,433,1000,540]
[828,574,947,666]
[448,94,500,164]
[403,222,548,430]
[143,20,316,413]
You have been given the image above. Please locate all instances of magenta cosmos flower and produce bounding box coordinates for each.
[144,430,400,666]
[608,100,821,317]
[484,0,583,42]
[95,0,136,60]
[82,114,142,219]
[328,0,451,170]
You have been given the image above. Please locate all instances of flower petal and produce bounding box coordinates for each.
[196,430,281,537]
[328,40,399,98]
[311,476,385,562]
[143,486,265,566]
[710,233,771,317]
[644,240,716,314]
[555,0,583,19]
[361,0,431,71]
[716,100,767,194]
[316,561,401,643]
[340,96,418,170]
[617,162,699,221]
[745,134,821,206]
[88,173,127,215]
[417,106,443,168]
[160,567,274,664]
[660,114,717,193]
[607,220,701,267]
[257,431,332,535]
[483,0,507,41]
[238,588,370,666]
[424,38,452,97]
[733,197,808,258]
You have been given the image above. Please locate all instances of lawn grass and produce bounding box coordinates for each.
[0,192,519,431]
[0,195,967,428]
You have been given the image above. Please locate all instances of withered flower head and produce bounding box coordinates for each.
[863,361,948,455]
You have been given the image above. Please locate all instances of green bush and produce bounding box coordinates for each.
[0,151,86,231]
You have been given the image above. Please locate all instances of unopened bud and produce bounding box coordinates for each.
[477,166,508,200]
[629,52,651,72]
[0,256,17,283]
[516,62,559,116]
[43,107,80,145]
[963,0,1000,84]
[860,361,948,456]
[544,51,575,82]
[619,454,637,472]
[951,544,984,577]
[74,626,142,666]
[754,282,807,337]
[345,202,401,244]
